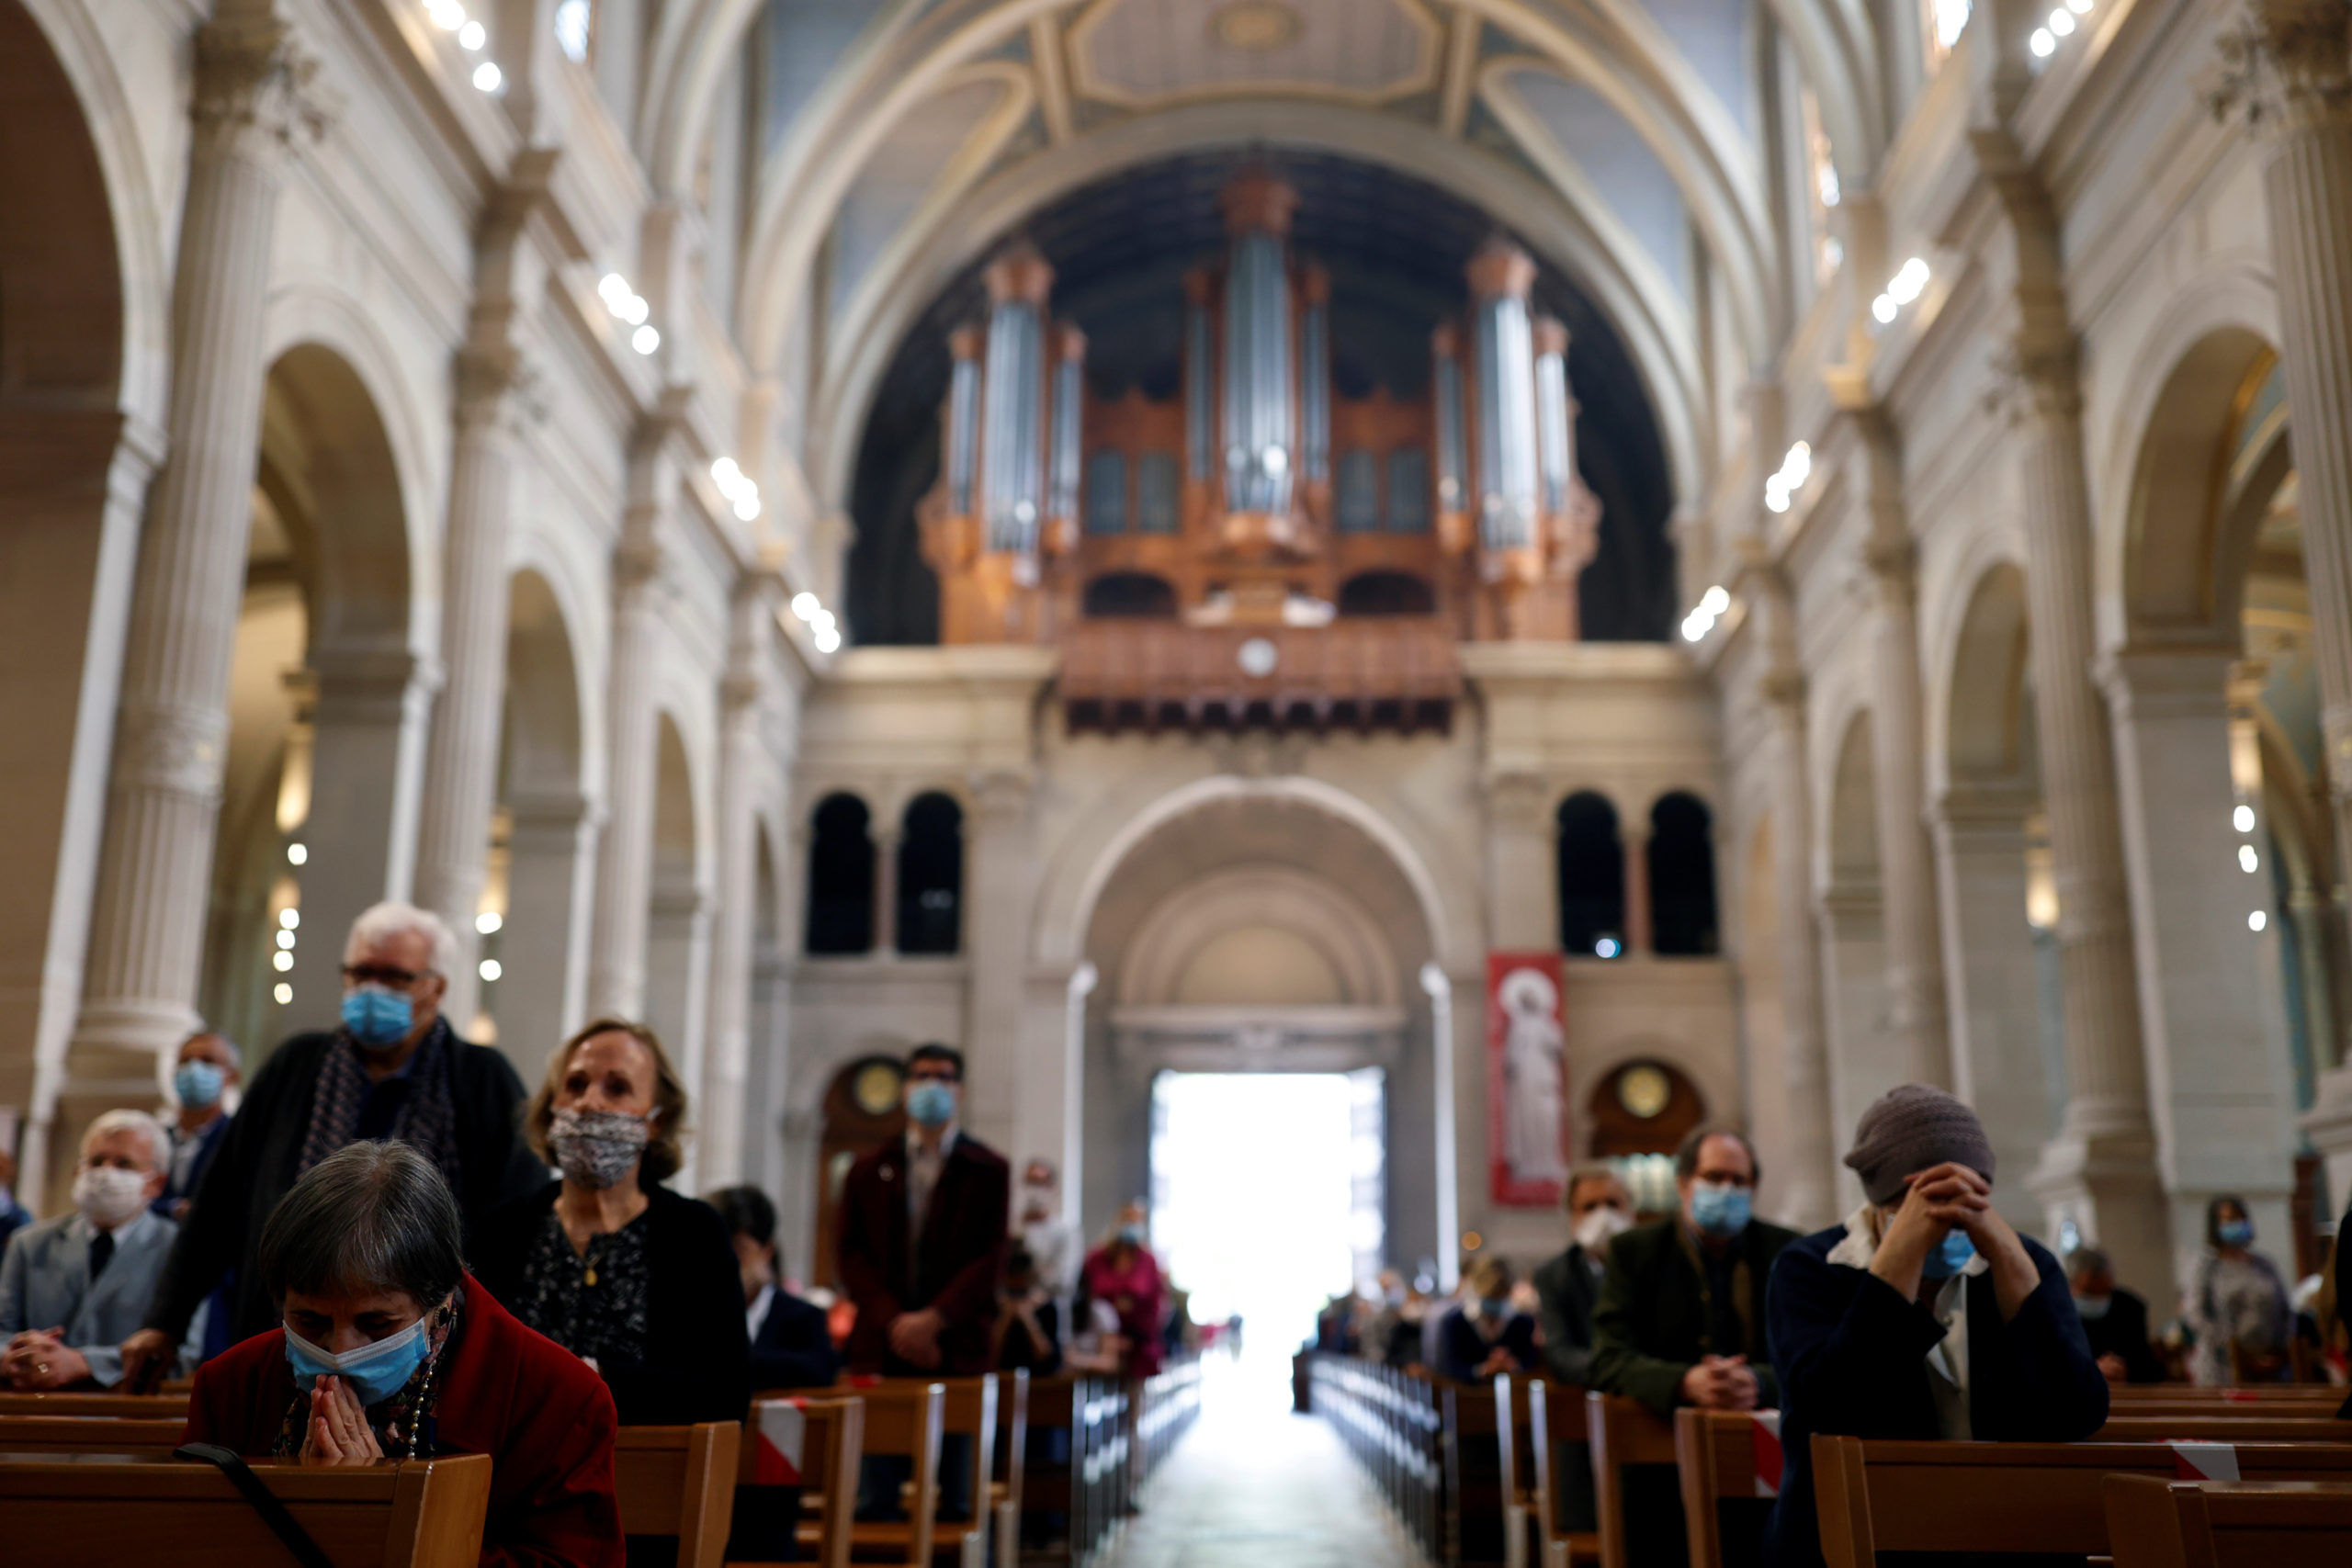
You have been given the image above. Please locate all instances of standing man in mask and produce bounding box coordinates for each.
[119,902,544,1389]
[1017,1157,1078,1300]
[836,1043,1011,1377]
[1590,1127,1798,1416]
[1,1111,187,1388]
[157,1030,242,1222]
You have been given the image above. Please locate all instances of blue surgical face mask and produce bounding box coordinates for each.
[1688,1181,1752,1238]
[284,1314,434,1407]
[2073,1293,2112,1321]
[175,1061,226,1108]
[341,987,413,1050]
[1923,1229,1977,1280]
[906,1079,956,1129]
[1119,1223,1147,1247]
[2217,1217,2255,1248]
[1480,1297,1510,1320]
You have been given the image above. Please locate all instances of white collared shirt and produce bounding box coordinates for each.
[747,1282,776,1343]
[906,1124,960,1258]
[1825,1202,1987,1439]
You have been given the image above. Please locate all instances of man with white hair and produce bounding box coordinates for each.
[0,1110,186,1388]
[119,902,543,1387]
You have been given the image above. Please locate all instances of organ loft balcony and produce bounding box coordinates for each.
[914,172,1603,736]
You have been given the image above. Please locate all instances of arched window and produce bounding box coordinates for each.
[1337,570,1437,616]
[1649,792,1719,955]
[804,793,875,954]
[1083,571,1178,618]
[1557,792,1625,956]
[897,792,964,954]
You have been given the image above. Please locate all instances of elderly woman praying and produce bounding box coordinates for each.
[183,1141,622,1567]
[472,1018,748,1425]
[1760,1085,2109,1568]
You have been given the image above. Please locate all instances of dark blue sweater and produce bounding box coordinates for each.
[1761,1223,2109,1568]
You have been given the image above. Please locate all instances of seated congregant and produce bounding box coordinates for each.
[474,1020,748,1424]
[707,1182,838,1390]
[994,1244,1063,1376]
[1,1111,187,1389]
[184,1141,622,1567]
[1533,1163,1633,1388]
[1591,1127,1797,1415]
[2067,1244,2165,1384]
[1762,1085,2108,1568]
[1430,1256,1538,1381]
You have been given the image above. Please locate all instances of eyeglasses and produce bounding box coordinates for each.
[343,964,424,988]
[906,1066,960,1084]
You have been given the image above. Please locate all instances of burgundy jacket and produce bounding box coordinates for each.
[183,1274,622,1567]
[835,1132,1010,1376]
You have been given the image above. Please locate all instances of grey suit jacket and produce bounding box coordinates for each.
[0,1209,188,1387]
[1532,1242,1606,1387]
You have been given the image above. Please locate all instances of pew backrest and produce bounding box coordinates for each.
[0,1450,492,1567]
[835,1381,945,1566]
[744,1394,864,1568]
[611,1421,739,1568]
[0,1392,188,1418]
[1587,1393,1679,1568]
[1812,1436,2352,1568]
[0,1416,187,1457]
[2104,1475,2352,1568]
[1675,1408,1784,1568]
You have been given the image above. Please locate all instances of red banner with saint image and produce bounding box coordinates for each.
[1487,952,1568,1207]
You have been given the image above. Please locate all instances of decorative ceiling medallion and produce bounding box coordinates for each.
[1211,1,1301,51]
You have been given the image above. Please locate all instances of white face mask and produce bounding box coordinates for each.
[74,1165,150,1231]
[1573,1206,1633,1253]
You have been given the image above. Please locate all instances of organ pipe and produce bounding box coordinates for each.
[1433,323,1466,521]
[946,326,981,517]
[1048,325,1086,531]
[979,246,1053,556]
[1469,239,1540,552]
[1184,270,1215,483]
[1219,174,1299,516]
[1534,317,1572,517]
[1301,265,1331,485]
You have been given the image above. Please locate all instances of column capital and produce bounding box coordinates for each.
[1985,337,2084,426]
[454,343,547,434]
[2209,0,2352,131]
[193,11,335,154]
[1485,769,1552,830]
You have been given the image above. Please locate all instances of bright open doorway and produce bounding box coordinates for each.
[1148,1070,1385,1371]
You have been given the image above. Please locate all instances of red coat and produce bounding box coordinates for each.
[183,1273,622,1568]
[835,1132,1009,1376]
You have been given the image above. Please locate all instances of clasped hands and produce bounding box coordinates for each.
[1,1327,89,1390]
[299,1373,385,1464]
[1679,1353,1760,1410]
[888,1306,947,1370]
[1869,1161,2038,1318]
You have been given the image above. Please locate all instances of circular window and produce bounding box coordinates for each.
[1616,1063,1672,1120]
[853,1061,903,1117]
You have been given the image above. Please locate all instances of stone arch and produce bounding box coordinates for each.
[645,709,711,1124]
[1945,561,2033,787]
[1826,710,1878,886]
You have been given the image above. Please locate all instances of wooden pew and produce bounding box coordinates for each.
[1073,1378,1129,1567]
[2098,1416,2352,1442]
[989,1369,1028,1568]
[933,1375,1001,1568]
[2109,1386,2344,1409]
[832,1380,944,1566]
[1673,1408,1782,1568]
[0,1450,492,1566]
[1521,1380,1600,1568]
[738,1394,863,1568]
[2105,1475,2352,1567]
[0,1391,188,1418]
[1017,1374,1076,1562]
[1586,1393,1679,1568]
[614,1422,740,1568]
[1811,1436,2352,1567]
[0,1416,186,1457]
[1439,1375,1510,1567]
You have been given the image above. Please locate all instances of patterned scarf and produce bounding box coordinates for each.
[296,1017,465,1196]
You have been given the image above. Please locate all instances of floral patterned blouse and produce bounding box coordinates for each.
[509,1206,651,1370]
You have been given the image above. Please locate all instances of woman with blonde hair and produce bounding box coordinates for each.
[472,1018,748,1425]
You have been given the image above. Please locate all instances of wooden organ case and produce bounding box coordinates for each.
[916,173,1601,734]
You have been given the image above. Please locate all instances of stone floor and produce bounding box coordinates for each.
[1105,1356,1419,1568]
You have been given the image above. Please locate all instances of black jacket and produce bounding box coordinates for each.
[2340,1193,2351,1420]
[1590,1214,1801,1415]
[2078,1285,2166,1384]
[1761,1224,2109,1568]
[1432,1304,1539,1382]
[473,1180,750,1425]
[1532,1243,1607,1386]
[751,1287,840,1391]
[145,1025,545,1343]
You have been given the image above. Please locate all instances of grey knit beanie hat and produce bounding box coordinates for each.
[1843,1084,1995,1207]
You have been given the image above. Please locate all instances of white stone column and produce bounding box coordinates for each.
[586,472,670,1021]
[70,12,328,1066]
[1421,962,1461,1291]
[1817,878,1893,1210]
[282,648,440,1032]
[1929,784,2055,1231]
[700,573,784,1186]
[497,789,599,1077]
[414,333,544,1024]
[2101,649,2301,1272]
[1622,817,1653,954]
[1849,405,1951,1089]
[2222,0,2352,1164]
[2002,343,2171,1292]
[964,771,1035,1151]
[645,882,710,1182]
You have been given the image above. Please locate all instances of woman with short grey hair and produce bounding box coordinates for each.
[184,1142,624,1567]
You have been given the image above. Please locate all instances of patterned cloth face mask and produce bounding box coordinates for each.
[548,1106,650,1190]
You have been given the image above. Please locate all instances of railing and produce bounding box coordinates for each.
[1061,618,1459,734]
[1306,1351,1442,1563]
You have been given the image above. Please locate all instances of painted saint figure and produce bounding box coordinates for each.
[1498,967,1566,1183]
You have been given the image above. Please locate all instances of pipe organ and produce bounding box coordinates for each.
[918,173,1601,723]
